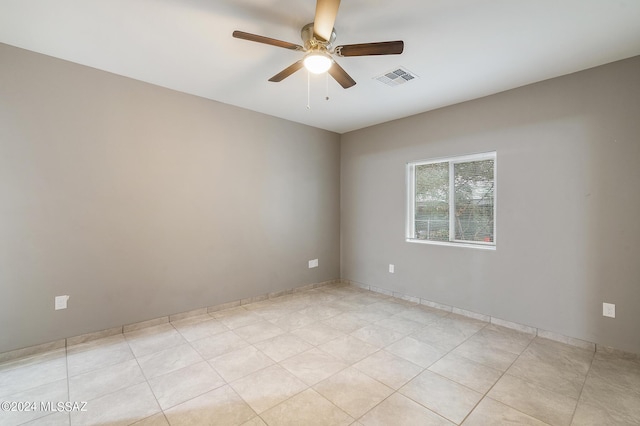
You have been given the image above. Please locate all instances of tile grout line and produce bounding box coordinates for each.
[65,342,71,426]
[226,291,387,424]
[459,335,543,425]
[123,331,165,424]
[567,349,597,426]
[331,306,487,424]
[350,282,614,424]
[387,315,490,425]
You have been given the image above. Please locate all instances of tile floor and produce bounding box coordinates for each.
[1,283,639,425]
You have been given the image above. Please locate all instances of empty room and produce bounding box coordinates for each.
[1,0,639,425]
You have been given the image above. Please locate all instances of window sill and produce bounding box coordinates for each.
[406,238,496,250]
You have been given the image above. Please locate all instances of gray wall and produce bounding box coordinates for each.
[2,41,639,356]
[341,56,640,354]
[0,43,341,353]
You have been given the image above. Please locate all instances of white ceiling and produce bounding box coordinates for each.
[1,0,639,134]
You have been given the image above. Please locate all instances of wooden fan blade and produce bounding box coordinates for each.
[328,60,356,89]
[233,30,303,51]
[269,60,305,82]
[335,41,404,57]
[313,0,340,42]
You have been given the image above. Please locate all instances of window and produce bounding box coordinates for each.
[406,152,496,248]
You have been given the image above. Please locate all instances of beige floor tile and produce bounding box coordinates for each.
[268,312,316,332]
[343,292,387,306]
[429,353,502,394]
[260,388,353,426]
[322,313,371,333]
[124,324,186,358]
[190,330,248,360]
[130,412,170,426]
[278,294,314,311]
[1,379,68,426]
[171,316,229,342]
[233,321,286,344]
[318,335,379,364]
[280,348,348,385]
[20,411,70,426]
[571,358,640,425]
[212,307,264,329]
[209,345,274,382]
[375,316,425,334]
[469,325,535,355]
[69,358,145,401]
[164,385,256,426]
[367,300,411,315]
[350,324,405,348]
[231,365,307,413]
[400,370,483,424]
[66,335,134,377]
[297,303,343,321]
[359,392,454,426]
[350,307,393,323]
[395,306,447,325]
[71,382,160,426]
[0,348,66,373]
[508,356,586,399]
[462,397,549,425]
[506,337,594,399]
[411,315,486,352]
[571,400,619,426]
[327,298,369,312]
[313,367,393,418]
[243,304,294,322]
[528,337,594,371]
[305,291,341,304]
[290,322,346,346]
[451,338,519,371]
[587,355,640,395]
[0,353,67,397]
[148,361,225,410]
[488,374,578,426]
[137,343,203,379]
[253,333,314,362]
[353,350,423,390]
[241,417,268,426]
[386,337,445,368]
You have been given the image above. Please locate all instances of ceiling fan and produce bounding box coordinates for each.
[232,0,404,89]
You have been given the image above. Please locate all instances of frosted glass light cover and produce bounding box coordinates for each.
[304,54,332,74]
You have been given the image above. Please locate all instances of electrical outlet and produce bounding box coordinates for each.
[389,264,395,273]
[602,302,615,318]
[55,295,69,310]
[308,259,318,268]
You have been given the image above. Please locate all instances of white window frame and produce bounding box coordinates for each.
[406,152,497,250]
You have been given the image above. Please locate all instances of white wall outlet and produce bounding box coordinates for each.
[389,264,395,273]
[308,259,319,268]
[55,295,69,310]
[603,302,615,318]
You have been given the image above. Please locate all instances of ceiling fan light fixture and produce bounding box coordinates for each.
[303,52,332,74]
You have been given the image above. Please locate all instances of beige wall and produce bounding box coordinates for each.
[341,56,640,353]
[0,43,341,353]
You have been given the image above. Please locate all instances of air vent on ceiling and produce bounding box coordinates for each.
[374,67,418,87]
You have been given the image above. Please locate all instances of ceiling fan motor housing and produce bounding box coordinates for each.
[302,22,336,50]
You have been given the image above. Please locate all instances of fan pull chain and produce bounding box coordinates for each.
[307,70,311,110]
[325,72,330,101]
